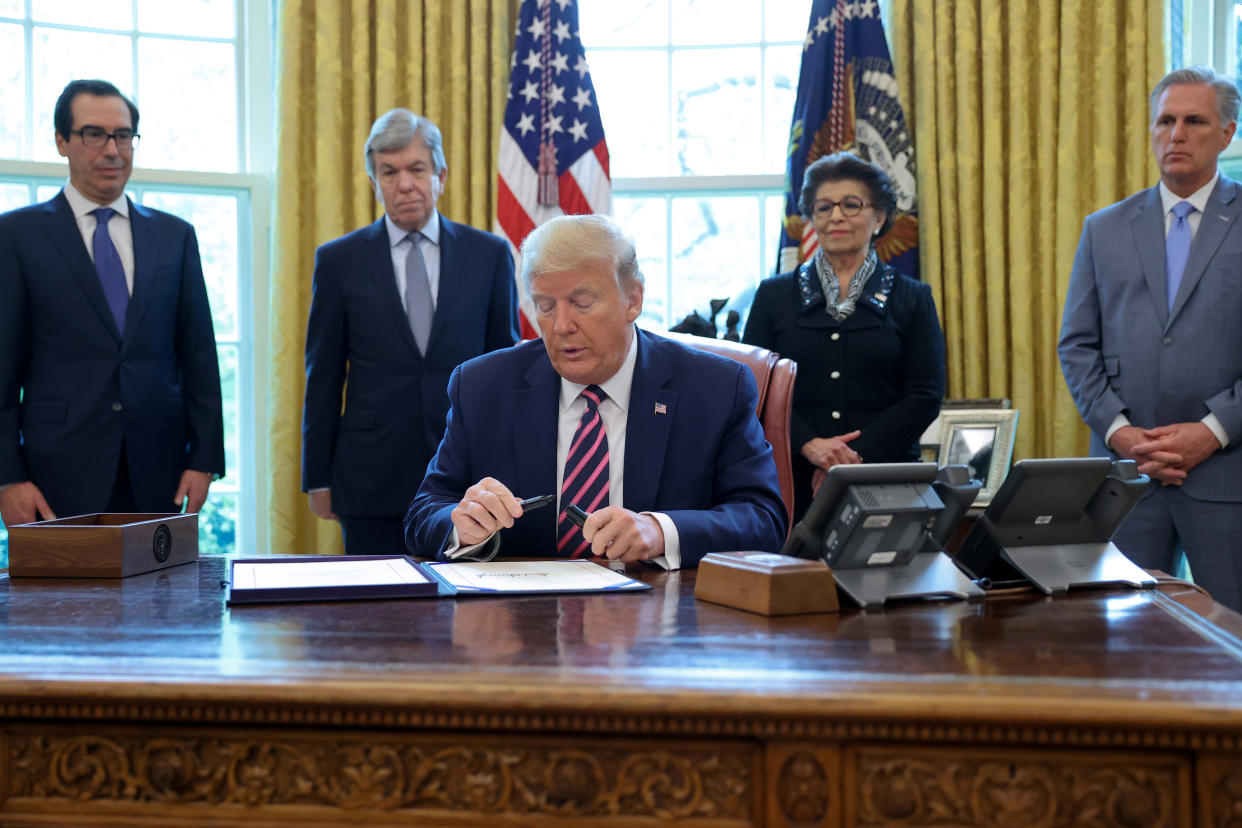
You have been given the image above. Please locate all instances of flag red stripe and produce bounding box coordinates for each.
[592,140,610,179]
[557,170,592,217]
[497,176,536,248]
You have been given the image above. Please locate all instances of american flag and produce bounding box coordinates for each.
[778,0,920,279]
[496,0,612,338]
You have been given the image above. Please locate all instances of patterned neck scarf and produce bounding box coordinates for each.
[815,248,876,320]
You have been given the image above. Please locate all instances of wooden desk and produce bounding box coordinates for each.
[0,557,1240,827]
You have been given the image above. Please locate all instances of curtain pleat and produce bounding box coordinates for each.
[891,0,1162,462]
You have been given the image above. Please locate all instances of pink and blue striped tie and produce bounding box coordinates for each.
[558,385,610,558]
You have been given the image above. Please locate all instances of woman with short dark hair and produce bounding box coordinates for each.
[744,152,946,520]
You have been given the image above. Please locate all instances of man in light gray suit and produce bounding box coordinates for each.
[1060,66,1242,613]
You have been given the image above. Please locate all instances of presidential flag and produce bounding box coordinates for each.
[778,0,919,279]
[497,0,612,338]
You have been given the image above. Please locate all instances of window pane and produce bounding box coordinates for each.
[0,0,23,16]
[138,38,238,172]
[671,0,760,46]
[31,0,132,30]
[671,196,762,328]
[590,50,669,177]
[31,28,133,163]
[139,191,240,340]
[579,0,668,47]
[764,44,801,173]
[36,183,61,202]
[0,182,31,211]
[673,48,761,175]
[138,0,235,38]
[765,192,786,272]
[0,23,24,159]
[217,344,240,484]
[615,196,668,328]
[198,492,237,555]
[766,0,811,41]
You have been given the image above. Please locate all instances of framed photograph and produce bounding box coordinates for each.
[936,409,1020,507]
[918,399,1012,464]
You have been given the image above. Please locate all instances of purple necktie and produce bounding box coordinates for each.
[1165,200,1195,310]
[558,385,610,558]
[92,207,128,333]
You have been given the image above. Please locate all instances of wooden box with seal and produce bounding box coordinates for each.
[8,513,198,578]
[695,551,839,615]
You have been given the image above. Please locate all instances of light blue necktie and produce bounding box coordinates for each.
[1165,200,1195,310]
[92,207,128,333]
[404,232,433,354]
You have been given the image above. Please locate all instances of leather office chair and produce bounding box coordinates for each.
[663,332,797,529]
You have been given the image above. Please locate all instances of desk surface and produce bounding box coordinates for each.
[3,557,1242,826]
[1,556,1241,730]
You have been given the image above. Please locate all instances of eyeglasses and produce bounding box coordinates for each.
[811,196,871,217]
[72,127,140,150]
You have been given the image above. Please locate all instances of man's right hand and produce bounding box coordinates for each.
[0,482,57,527]
[308,489,338,521]
[451,478,523,547]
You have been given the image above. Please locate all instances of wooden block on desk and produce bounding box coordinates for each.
[8,513,198,578]
[695,551,839,615]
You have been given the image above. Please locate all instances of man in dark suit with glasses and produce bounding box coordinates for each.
[0,78,224,527]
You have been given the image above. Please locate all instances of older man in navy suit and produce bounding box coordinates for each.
[1060,66,1242,612]
[0,79,224,526]
[302,109,518,556]
[405,214,787,568]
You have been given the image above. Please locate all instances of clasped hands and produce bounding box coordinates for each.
[1109,422,1220,486]
[803,430,862,494]
[451,477,665,562]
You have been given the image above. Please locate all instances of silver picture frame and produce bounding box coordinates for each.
[936,409,1019,507]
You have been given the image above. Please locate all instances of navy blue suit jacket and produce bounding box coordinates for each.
[404,329,789,566]
[743,261,945,518]
[0,192,224,516]
[302,215,519,517]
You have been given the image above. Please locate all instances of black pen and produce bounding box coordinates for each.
[563,503,589,527]
[518,494,555,512]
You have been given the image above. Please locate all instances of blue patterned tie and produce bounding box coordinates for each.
[558,385,610,558]
[92,207,128,333]
[1165,200,1195,310]
[404,232,433,354]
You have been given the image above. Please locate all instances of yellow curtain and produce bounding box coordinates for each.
[268,0,518,555]
[890,0,1162,462]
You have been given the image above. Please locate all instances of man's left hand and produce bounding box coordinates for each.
[1131,422,1221,482]
[582,506,665,563]
[174,470,213,513]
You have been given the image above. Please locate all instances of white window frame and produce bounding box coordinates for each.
[1178,0,1242,162]
[595,0,902,329]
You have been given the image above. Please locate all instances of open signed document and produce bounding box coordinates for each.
[227,556,440,604]
[426,560,652,594]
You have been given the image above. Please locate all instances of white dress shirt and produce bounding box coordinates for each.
[384,211,442,307]
[63,180,134,295]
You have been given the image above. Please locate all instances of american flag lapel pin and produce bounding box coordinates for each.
[654,402,667,415]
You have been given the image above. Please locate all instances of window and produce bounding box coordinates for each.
[578,0,810,335]
[0,0,271,566]
[1172,0,1242,177]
